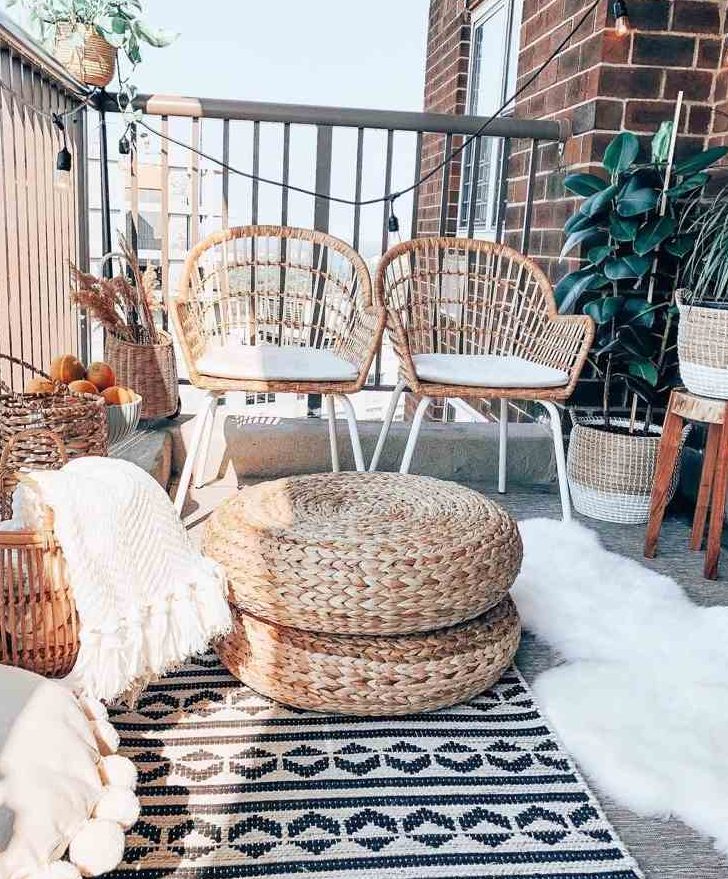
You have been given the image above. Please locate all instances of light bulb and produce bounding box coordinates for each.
[613,0,631,35]
[55,147,72,191]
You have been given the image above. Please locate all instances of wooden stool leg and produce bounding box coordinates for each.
[644,406,685,559]
[690,423,720,551]
[704,407,728,580]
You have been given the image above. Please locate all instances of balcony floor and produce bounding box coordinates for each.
[182,470,728,879]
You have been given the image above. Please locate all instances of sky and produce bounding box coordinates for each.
[132,0,429,111]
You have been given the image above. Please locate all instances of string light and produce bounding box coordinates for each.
[52,114,72,192]
[612,0,631,36]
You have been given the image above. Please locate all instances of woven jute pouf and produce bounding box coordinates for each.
[216,596,521,715]
[203,472,522,635]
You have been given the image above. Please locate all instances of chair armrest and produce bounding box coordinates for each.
[531,315,595,396]
[333,304,387,387]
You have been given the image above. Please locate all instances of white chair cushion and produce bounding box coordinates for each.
[196,343,359,382]
[412,353,569,389]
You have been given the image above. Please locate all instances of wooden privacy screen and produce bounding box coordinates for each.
[0,14,88,392]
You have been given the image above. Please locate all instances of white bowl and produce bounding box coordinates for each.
[106,394,142,447]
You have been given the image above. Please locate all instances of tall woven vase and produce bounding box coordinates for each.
[567,418,687,525]
[104,330,180,421]
[677,291,728,399]
[54,24,116,88]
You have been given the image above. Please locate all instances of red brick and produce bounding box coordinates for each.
[632,33,696,67]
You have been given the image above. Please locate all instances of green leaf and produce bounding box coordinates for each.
[583,296,624,325]
[616,373,658,404]
[623,298,663,328]
[603,132,640,175]
[665,234,695,258]
[132,20,177,47]
[674,146,728,177]
[604,254,652,280]
[555,270,602,313]
[563,173,608,197]
[618,325,655,358]
[609,215,640,242]
[560,229,607,260]
[633,216,676,256]
[111,15,128,34]
[628,359,659,386]
[580,184,619,218]
[616,176,659,217]
[587,244,613,265]
[564,211,597,234]
[666,173,709,198]
[651,121,673,164]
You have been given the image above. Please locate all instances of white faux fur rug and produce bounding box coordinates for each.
[513,518,728,856]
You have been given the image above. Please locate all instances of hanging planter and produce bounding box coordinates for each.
[567,418,687,524]
[54,23,116,87]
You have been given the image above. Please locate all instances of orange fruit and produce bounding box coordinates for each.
[102,386,136,405]
[25,377,55,394]
[49,354,85,384]
[68,380,100,395]
[86,362,116,391]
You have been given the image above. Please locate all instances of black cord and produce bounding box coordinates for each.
[136,0,600,211]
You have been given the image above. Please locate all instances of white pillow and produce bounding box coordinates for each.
[0,666,138,878]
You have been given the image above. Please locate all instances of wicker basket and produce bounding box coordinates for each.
[203,472,523,636]
[0,355,108,515]
[0,430,79,677]
[567,418,688,524]
[54,23,117,88]
[105,330,179,421]
[217,597,521,716]
[677,290,728,399]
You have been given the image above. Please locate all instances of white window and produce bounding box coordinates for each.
[459,0,523,238]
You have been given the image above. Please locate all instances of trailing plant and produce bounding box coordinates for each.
[5,0,175,119]
[555,125,727,433]
[679,185,728,308]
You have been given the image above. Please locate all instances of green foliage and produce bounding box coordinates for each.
[680,186,728,306]
[555,123,727,430]
[5,0,175,119]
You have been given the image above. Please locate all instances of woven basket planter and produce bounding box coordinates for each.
[105,330,179,421]
[567,418,687,525]
[217,597,521,716]
[203,472,523,636]
[54,24,116,88]
[677,290,728,399]
[0,430,79,678]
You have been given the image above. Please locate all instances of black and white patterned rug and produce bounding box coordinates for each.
[109,655,643,878]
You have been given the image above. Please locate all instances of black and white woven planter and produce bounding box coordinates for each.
[677,290,728,399]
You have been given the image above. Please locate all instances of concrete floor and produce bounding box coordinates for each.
[179,467,728,879]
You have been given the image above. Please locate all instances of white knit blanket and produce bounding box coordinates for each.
[26,458,232,702]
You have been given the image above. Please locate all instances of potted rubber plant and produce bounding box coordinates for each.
[6,0,174,103]
[676,187,728,398]
[555,126,726,523]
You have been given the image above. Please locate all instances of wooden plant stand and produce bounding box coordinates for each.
[644,390,728,579]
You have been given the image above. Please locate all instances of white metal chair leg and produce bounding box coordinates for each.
[400,395,432,474]
[174,390,217,514]
[336,394,365,472]
[369,378,406,472]
[498,397,508,494]
[193,393,220,489]
[326,395,340,473]
[541,400,572,523]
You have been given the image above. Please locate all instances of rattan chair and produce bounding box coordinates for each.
[172,225,385,512]
[369,238,594,520]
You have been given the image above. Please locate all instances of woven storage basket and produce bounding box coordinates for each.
[217,597,521,716]
[0,430,79,677]
[105,330,179,420]
[567,418,688,524]
[54,23,116,87]
[0,355,108,514]
[203,472,523,636]
[677,290,728,399]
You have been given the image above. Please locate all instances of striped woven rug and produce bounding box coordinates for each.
[108,654,642,879]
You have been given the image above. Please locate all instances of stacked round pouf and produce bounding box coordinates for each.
[204,472,522,716]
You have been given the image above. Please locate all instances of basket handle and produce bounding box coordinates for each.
[0,428,69,478]
[0,353,56,399]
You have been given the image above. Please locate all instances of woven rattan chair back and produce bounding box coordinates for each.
[175,225,377,382]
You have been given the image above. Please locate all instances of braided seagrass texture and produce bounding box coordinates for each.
[216,597,521,715]
[203,472,523,635]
